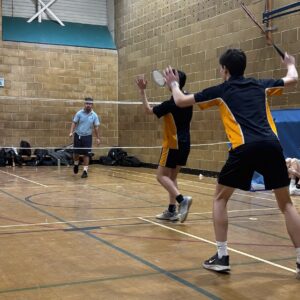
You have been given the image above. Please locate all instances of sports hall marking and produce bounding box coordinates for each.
[139,217,296,274]
[0,169,48,187]
[0,207,277,229]
[0,188,221,299]
[99,167,278,203]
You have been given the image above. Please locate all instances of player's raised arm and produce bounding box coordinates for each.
[163,66,195,107]
[282,53,298,86]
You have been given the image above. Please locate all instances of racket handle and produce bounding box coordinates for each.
[272,43,285,59]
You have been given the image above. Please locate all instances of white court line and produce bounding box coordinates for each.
[0,169,48,187]
[0,216,141,229]
[0,207,277,229]
[102,167,278,203]
[138,217,296,274]
[0,182,146,190]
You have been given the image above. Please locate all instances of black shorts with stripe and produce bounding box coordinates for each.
[73,133,92,155]
[159,143,190,168]
[218,140,290,191]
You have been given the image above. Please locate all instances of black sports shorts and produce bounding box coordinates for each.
[73,133,92,155]
[159,143,190,168]
[218,140,289,191]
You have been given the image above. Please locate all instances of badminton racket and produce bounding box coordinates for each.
[152,70,165,87]
[240,2,285,59]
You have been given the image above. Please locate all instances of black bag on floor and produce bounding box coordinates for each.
[34,149,54,166]
[48,150,72,166]
[99,156,117,166]
[0,149,6,166]
[19,140,31,157]
[100,147,141,167]
[119,156,141,167]
[108,148,127,161]
[0,148,23,167]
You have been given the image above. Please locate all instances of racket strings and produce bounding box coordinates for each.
[152,70,166,87]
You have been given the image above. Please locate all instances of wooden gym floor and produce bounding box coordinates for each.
[0,165,299,300]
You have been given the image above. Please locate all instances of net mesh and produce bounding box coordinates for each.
[0,96,228,170]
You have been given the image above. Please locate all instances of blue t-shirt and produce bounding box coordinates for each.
[73,109,100,136]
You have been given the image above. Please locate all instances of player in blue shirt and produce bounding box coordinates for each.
[69,97,100,178]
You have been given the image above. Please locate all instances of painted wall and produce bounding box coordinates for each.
[0,6,118,157]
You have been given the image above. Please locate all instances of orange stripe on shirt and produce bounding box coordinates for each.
[162,114,178,149]
[266,87,284,97]
[198,98,244,149]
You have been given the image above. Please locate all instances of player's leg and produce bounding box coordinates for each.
[273,187,300,279]
[156,165,180,221]
[81,135,92,178]
[73,133,80,174]
[202,183,234,272]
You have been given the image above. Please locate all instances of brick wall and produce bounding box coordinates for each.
[0,99,118,157]
[115,0,300,171]
[0,8,118,158]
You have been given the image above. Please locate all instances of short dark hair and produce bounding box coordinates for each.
[84,97,93,104]
[173,69,186,89]
[219,49,246,76]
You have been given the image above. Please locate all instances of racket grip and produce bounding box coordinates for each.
[272,43,285,59]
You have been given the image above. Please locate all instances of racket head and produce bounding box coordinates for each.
[152,70,165,87]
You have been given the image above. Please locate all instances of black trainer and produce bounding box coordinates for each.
[297,262,300,280]
[203,253,230,272]
[73,164,79,174]
[81,170,88,178]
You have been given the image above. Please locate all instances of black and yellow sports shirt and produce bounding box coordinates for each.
[153,97,193,149]
[194,76,284,149]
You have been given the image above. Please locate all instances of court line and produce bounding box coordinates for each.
[100,167,278,199]
[110,168,285,208]
[193,207,278,215]
[108,168,278,203]
[0,169,48,187]
[139,217,296,274]
[1,166,276,204]
[0,207,277,229]
[0,188,221,299]
[0,182,145,190]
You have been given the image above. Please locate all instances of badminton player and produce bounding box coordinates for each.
[163,49,300,278]
[135,70,193,223]
[69,97,100,178]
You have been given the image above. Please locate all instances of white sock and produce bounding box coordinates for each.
[216,241,228,258]
[83,166,88,172]
[296,248,300,264]
[290,178,296,187]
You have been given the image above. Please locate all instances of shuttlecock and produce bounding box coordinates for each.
[199,174,203,180]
